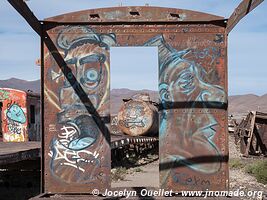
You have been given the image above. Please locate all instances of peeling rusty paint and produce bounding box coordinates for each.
[117,93,158,136]
[43,6,228,193]
[45,6,225,23]
[43,26,112,193]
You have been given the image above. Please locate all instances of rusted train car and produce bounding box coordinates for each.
[111,93,159,165]
[7,0,265,194]
[117,93,158,137]
[40,7,229,192]
[0,88,41,142]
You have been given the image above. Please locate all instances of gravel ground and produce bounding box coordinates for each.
[112,158,159,188]
[111,135,266,199]
[228,134,267,200]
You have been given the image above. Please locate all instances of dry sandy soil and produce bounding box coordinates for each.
[228,134,267,199]
[112,158,159,188]
[112,134,266,199]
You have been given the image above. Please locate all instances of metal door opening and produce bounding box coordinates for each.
[110,47,159,188]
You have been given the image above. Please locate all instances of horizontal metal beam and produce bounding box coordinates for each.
[7,0,41,35]
[226,0,264,34]
[44,6,224,23]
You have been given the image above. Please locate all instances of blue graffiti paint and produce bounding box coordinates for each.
[6,104,26,124]
[68,137,96,150]
[145,35,226,177]
[120,104,146,129]
[48,26,116,183]
[172,172,211,188]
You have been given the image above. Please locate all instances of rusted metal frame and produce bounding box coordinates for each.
[42,30,111,146]
[244,111,257,156]
[43,20,227,24]
[42,27,111,193]
[226,0,264,34]
[42,20,227,31]
[8,3,229,191]
[43,6,225,23]
[40,23,45,194]
[7,0,42,36]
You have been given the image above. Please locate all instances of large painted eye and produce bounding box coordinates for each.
[159,83,170,103]
[177,70,196,94]
[86,69,99,83]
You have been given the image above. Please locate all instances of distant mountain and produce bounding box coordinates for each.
[110,88,158,114]
[1,78,266,117]
[111,90,267,116]
[0,78,40,93]
[229,94,267,115]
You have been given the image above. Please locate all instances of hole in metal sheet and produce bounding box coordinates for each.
[129,11,140,16]
[90,14,100,19]
[170,13,180,19]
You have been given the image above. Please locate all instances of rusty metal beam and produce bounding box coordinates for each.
[7,0,41,35]
[226,0,264,34]
[43,6,224,23]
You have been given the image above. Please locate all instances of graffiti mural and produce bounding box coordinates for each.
[145,35,227,189]
[43,7,228,192]
[44,26,115,189]
[117,94,158,137]
[118,103,146,129]
[0,88,28,142]
[110,115,121,134]
[0,89,10,101]
[7,104,26,124]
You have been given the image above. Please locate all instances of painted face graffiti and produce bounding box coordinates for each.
[145,35,226,181]
[5,104,27,141]
[48,26,116,183]
[1,89,28,142]
[50,26,116,116]
[119,104,146,129]
[6,104,26,124]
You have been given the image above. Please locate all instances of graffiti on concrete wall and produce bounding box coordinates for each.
[145,35,226,189]
[0,89,28,142]
[45,26,116,184]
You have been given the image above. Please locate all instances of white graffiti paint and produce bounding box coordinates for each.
[48,125,99,172]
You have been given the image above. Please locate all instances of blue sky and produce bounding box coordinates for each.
[0,0,266,95]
